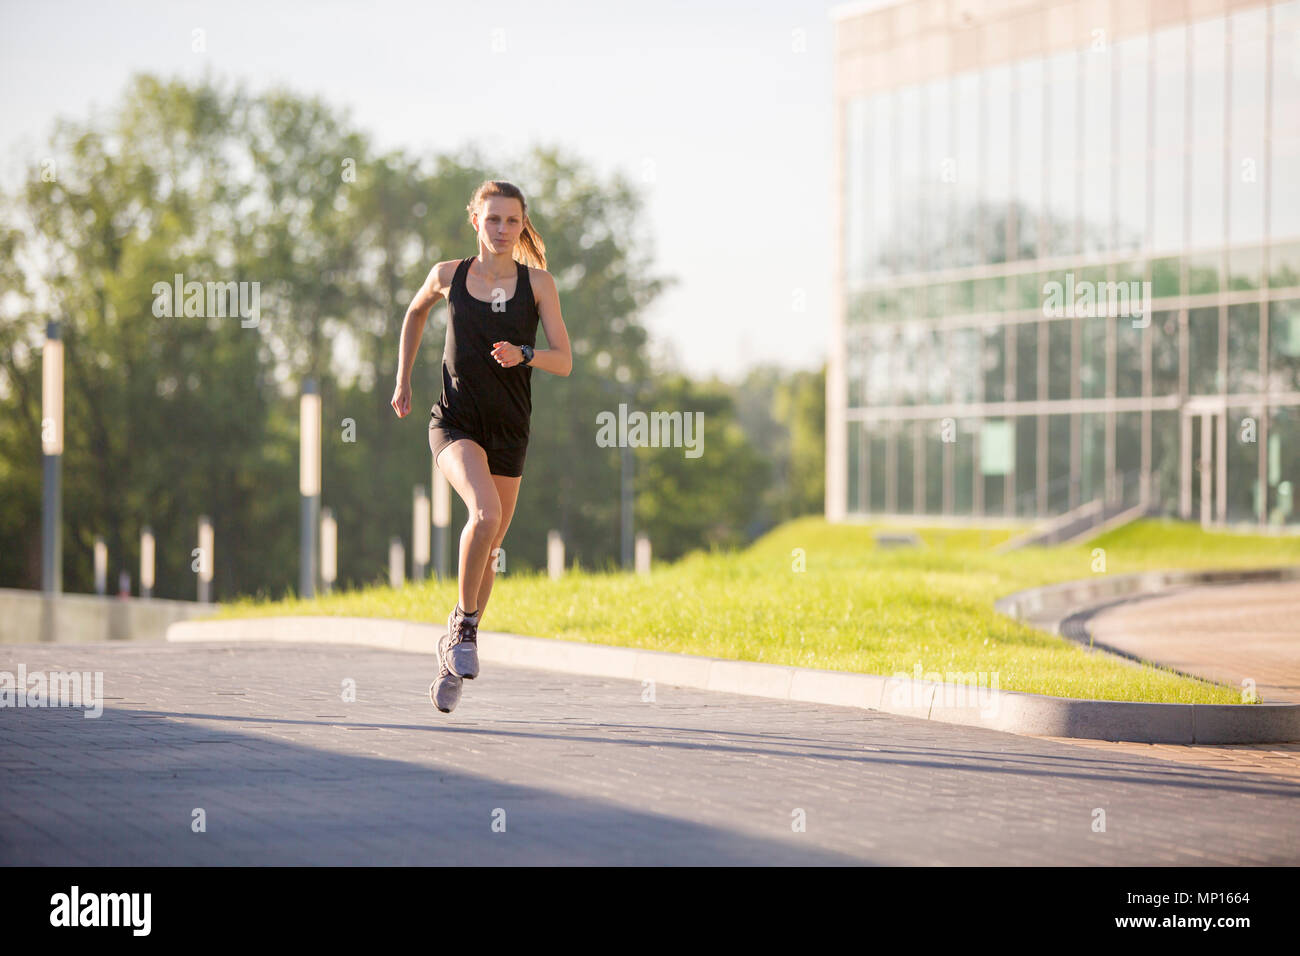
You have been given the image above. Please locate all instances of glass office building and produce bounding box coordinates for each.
[827,0,1300,529]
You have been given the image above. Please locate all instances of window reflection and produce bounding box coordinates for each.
[1189,17,1225,249]
[838,3,1299,525]
[1114,35,1149,253]
[1229,7,1267,245]
[1152,25,1186,253]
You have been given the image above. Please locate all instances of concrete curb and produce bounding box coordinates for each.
[166,615,1300,745]
[1,587,216,644]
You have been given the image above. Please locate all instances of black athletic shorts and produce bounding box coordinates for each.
[429,421,527,478]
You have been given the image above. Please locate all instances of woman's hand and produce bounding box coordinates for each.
[491,341,525,367]
[391,378,412,418]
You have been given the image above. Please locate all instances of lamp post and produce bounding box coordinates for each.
[140,526,155,599]
[606,369,640,570]
[432,460,450,580]
[413,486,430,580]
[635,532,651,574]
[320,507,337,594]
[389,537,405,589]
[41,321,63,594]
[93,536,107,595]
[547,529,564,580]
[621,439,633,569]
[197,515,213,603]
[300,379,321,598]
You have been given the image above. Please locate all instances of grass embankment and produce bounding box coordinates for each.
[212,518,1300,704]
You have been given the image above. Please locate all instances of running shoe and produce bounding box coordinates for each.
[429,631,463,713]
[445,605,480,679]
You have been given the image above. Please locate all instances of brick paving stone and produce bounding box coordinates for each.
[0,641,1297,865]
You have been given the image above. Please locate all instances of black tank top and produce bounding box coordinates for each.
[429,256,540,448]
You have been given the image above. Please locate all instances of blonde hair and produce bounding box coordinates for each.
[466,180,548,269]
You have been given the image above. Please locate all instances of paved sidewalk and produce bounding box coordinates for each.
[1086,579,1300,703]
[1030,736,1300,782]
[2,642,1298,865]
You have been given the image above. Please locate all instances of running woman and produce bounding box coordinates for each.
[390,180,572,713]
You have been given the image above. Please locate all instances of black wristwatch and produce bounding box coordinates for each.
[519,344,534,366]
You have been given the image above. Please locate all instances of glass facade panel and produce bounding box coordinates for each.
[1151,310,1180,395]
[1228,244,1263,290]
[1267,405,1299,525]
[1015,415,1036,516]
[1080,316,1107,399]
[950,327,979,404]
[926,282,945,318]
[1048,319,1072,400]
[1115,36,1149,253]
[1152,25,1187,254]
[848,421,862,511]
[1117,316,1143,398]
[896,424,914,512]
[948,279,975,314]
[981,417,1010,516]
[1016,319,1038,400]
[986,65,1012,264]
[1273,6,1300,245]
[1270,299,1300,392]
[1045,50,1079,257]
[1188,250,1221,294]
[1081,412,1106,504]
[1152,255,1181,298]
[1189,17,1225,250]
[845,98,870,283]
[1048,414,1071,512]
[981,276,1008,313]
[1273,241,1300,290]
[897,85,923,274]
[900,325,929,406]
[928,328,953,405]
[1017,271,1042,309]
[1227,409,1264,523]
[1228,303,1262,393]
[1117,411,1143,506]
[1081,47,1112,253]
[1229,7,1267,245]
[847,326,864,408]
[1151,409,1181,514]
[872,91,895,277]
[866,326,897,406]
[954,418,975,515]
[953,71,981,268]
[982,325,1006,403]
[1188,306,1221,394]
[1014,59,1044,260]
[869,431,888,512]
[927,78,952,270]
[925,428,943,512]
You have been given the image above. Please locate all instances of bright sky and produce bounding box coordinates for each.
[0,0,846,383]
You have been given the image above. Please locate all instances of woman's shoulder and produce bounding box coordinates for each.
[429,258,471,295]
[524,264,554,291]
[524,265,554,311]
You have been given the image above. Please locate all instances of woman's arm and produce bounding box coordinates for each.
[490,268,572,376]
[392,261,451,417]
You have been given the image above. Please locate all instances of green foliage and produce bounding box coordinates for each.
[733,362,825,535]
[0,73,814,596]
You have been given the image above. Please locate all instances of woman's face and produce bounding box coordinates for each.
[476,196,524,254]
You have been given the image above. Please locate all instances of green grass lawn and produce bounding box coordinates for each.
[210,517,1300,705]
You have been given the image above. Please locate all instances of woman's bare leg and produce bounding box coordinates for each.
[472,473,522,627]
[433,439,500,613]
